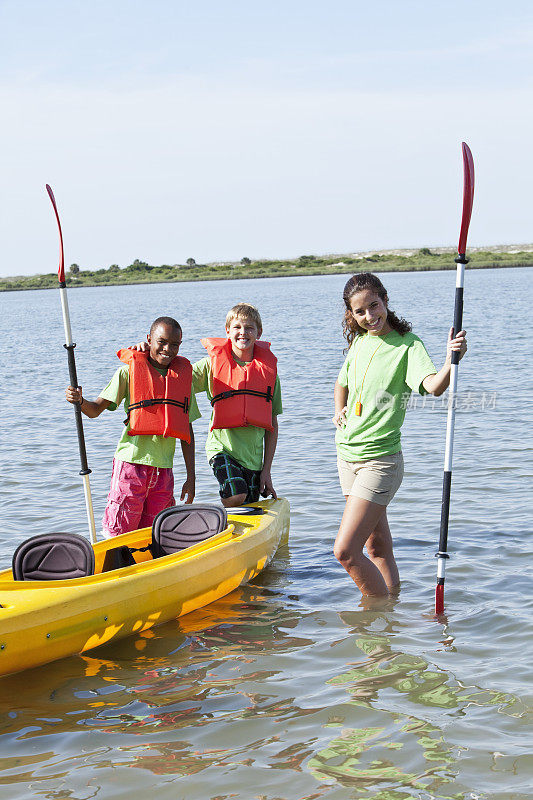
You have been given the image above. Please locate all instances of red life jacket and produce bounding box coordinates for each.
[117,349,192,442]
[201,338,277,431]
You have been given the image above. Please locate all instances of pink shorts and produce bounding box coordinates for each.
[102,459,175,538]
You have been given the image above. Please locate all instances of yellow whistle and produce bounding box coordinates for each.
[355,401,362,416]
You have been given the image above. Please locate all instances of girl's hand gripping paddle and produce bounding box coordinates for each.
[46,184,97,544]
[434,143,475,615]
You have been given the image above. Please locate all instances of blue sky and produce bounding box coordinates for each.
[1,0,532,276]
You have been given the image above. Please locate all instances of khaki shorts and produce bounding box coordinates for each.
[337,451,404,506]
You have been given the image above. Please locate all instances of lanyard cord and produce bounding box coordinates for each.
[353,335,386,415]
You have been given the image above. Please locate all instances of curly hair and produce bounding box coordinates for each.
[342,273,411,347]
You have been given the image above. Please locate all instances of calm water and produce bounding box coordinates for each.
[0,268,531,800]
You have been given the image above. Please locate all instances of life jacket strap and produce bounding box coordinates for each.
[124,396,189,425]
[210,386,273,407]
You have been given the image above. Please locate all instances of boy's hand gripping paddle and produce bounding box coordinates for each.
[434,143,475,615]
[46,184,97,544]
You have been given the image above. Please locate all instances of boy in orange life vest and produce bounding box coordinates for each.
[193,303,282,508]
[65,317,200,538]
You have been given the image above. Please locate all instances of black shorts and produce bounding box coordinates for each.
[209,453,261,504]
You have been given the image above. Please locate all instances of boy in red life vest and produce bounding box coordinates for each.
[65,317,200,538]
[193,303,282,508]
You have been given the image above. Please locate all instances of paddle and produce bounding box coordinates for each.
[434,143,475,615]
[46,184,97,544]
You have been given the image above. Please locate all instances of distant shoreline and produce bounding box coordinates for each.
[2,246,532,292]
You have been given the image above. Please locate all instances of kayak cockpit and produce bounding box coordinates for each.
[9,503,232,583]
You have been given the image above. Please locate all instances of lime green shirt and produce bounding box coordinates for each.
[192,356,282,472]
[335,330,436,461]
[99,365,201,468]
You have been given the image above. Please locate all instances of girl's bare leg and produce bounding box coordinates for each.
[365,512,399,591]
[333,495,398,597]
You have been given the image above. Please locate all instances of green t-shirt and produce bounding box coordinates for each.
[99,365,201,468]
[192,356,282,472]
[335,330,436,461]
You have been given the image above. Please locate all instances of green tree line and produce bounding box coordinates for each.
[1,248,532,292]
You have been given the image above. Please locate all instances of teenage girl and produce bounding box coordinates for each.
[332,273,467,597]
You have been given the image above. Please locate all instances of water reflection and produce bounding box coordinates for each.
[306,609,528,798]
[0,587,530,799]
[0,580,317,788]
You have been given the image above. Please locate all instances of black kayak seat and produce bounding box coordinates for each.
[12,532,95,581]
[152,504,228,558]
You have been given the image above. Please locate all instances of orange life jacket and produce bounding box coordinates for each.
[201,338,277,431]
[117,349,192,442]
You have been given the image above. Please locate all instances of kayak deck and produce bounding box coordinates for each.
[0,498,289,677]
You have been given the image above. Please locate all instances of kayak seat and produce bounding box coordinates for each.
[12,532,95,581]
[151,504,228,558]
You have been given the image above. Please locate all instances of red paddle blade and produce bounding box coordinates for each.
[46,184,65,283]
[435,583,444,616]
[458,142,475,256]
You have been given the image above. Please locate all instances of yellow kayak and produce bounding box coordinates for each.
[0,498,289,677]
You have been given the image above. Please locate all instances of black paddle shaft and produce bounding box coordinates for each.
[64,342,92,477]
[450,253,467,366]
